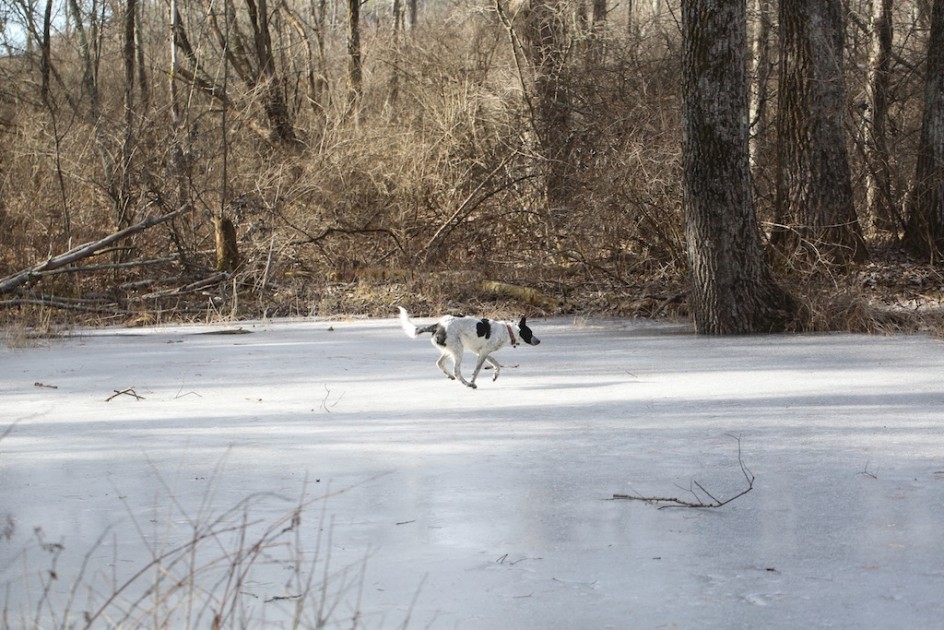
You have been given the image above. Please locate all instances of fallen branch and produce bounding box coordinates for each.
[28,255,181,277]
[480,280,565,310]
[0,204,192,296]
[611,435,754,509]
[136,272,228,300]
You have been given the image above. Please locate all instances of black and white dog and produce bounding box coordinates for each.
[398,306,540,389]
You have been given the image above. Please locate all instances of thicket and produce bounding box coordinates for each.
[0,1,938,330]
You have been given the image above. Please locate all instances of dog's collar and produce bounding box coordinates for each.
[506,323,517,347]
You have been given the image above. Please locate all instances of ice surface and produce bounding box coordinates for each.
[2,317,944,628]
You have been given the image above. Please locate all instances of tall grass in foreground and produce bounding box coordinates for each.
[1,465,408,629]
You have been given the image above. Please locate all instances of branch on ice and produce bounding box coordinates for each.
[611,435,754,509]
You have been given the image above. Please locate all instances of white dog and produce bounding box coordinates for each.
[398,306,540,389]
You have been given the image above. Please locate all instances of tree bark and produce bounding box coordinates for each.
[905,0,944,260]
[771,0,869,265]
[681,0,800,334]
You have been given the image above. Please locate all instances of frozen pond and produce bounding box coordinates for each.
[2,316,944,628]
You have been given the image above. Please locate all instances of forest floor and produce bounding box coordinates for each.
[3,242,944,336]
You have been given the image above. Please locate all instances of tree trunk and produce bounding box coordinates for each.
[118,0,137,231]
[214,216,240,272]
[39,0,72,246]
[67,0,115,198]
[865,0,897,233]
[347,0,362,110]
[681,0,800,334]
[246,0,297,144]
[905,0,944,260]
[169,0,192,212]
[408,0,418,30]
[771,0,869,265]
[134,0,149,111]
[748,0,773,207]
[519,0,574,233]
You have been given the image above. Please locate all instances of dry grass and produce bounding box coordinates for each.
[0,458,396,629]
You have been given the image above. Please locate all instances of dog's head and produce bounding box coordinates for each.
[517,317,541,346]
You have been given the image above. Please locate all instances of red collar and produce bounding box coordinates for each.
[506,323,517,347]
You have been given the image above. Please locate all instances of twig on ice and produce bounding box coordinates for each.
[319,385,343,412]
[610,434,755,509]
[106,387,144,402]
[857,459,879,479]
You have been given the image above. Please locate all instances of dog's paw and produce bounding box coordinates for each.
[467,382,477,389]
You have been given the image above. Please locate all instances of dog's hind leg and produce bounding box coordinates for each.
[436,353,455,380]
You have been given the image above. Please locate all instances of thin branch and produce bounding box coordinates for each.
[610,435,755,509]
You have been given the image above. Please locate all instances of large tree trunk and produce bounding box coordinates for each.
[771,0,868,265]
[681,0,800,334]
[905,0,944,260]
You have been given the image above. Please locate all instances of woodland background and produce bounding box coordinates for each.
[0,0,942,331]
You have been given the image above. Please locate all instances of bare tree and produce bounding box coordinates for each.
[905,0,944,260]
[68,0,119,222]
[169,0,191,211]
[681,0,800,334]
[36,0,72,246]
[246,0,297,144]
[170,1,298,145]
[513,0,576,237]
[771,0,869,265]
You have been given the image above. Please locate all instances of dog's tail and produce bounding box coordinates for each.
[398,306,421,338]
[399,306,440,338]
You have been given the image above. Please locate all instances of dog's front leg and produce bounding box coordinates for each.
[485,355,502,381]
[470,353,492,387]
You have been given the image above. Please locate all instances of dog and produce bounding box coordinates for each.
[398,306,540,389]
